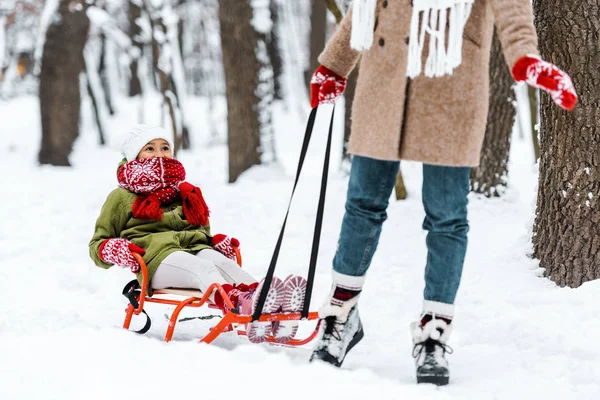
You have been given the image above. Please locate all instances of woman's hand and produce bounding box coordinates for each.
[310,65,347,108]
[512,55,577,111]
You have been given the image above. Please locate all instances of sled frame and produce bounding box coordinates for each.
[122,253,320,345]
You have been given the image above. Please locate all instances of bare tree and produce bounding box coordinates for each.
[470,30,515,197]
[38,0,89,166]
[220,0,274,182]
[268,0,283,100]
[532,0,600,287]
[305,0,326,89]
[127,0,142,97]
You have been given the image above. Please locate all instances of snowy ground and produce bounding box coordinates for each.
[1,95,599,400]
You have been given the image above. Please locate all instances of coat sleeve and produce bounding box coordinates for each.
[89,189,130,269]
[490,0,539,71]
[317,5,362,77]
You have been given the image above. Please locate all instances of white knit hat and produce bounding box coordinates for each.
[120,124,175,161]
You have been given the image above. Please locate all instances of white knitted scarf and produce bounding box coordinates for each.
[350,0,474,78]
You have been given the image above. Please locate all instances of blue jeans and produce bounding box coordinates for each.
[333,155,470,305]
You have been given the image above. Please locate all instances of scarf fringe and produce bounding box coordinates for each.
[179,182,210,226]
[350,0,377,51]
[132,196,164,221]
[407,0,474,78]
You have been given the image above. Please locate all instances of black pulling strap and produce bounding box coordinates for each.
[253,106,335,321]
[122,279,152,334]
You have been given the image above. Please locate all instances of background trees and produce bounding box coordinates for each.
[1,0,598,286]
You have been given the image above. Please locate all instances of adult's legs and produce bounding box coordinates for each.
[421,164,471,318]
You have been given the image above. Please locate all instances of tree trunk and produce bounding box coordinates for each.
[128,1,142,97]
[532,0,600,287]
[38,0,89,166]
[219,0,262,183]
[528,86,540,161]
[470,29,515,197]
[268,0,283,100]
[343,68,358,161]
[305,0,326,89]
[98,34,115,115]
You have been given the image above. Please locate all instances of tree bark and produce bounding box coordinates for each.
[528,86,540,161]
[532,0,600,287]
[98,34,115,115]
[128,1,142,97]
[219,0,262,183]
[470,29,515,197]
[268,0,283,100]
[38,0,89,166]
[305,0,326,89]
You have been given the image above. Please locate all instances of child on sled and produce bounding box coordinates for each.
[89,124,306,343]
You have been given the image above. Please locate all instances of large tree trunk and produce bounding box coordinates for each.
[128,1,142,97]
[305,0,326,89]
[219,0,262,183]
[38,0,89,166]
[532,0,600,287]
[470,29,515,197]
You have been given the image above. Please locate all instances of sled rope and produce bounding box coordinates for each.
[253,105,335,321]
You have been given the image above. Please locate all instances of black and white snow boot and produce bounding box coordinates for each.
[310,274,365,367]
[411,316,453,386]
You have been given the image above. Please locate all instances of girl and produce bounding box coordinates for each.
[89,124,306,344]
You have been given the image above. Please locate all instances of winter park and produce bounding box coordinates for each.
[1,0,599,399]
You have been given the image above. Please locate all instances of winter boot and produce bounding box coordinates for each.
[272,274,308,343]
[310,272,365,367]
[411,314,453,386]
[213,282,259,313]
[238,277,285,343]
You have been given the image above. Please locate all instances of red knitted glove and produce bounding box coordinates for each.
[512,55,577,111]
[310,65,347,108]
[212,234,240,261]
[99,238,146,273]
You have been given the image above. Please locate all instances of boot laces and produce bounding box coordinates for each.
[323,315,343,341]
[412,338,453,359]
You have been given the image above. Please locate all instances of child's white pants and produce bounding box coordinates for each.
[151,249,256,297]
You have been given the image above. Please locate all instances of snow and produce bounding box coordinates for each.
[0,16,5,69]
[251,0,273,34]
[1,94,600,400]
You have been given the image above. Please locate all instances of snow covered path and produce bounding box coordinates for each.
[1,97,599,399]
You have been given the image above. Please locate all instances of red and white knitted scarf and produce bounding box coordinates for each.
[117,157,210,226]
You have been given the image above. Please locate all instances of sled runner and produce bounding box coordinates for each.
[120,105,334,346]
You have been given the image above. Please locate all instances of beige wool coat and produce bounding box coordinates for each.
[319,0,539,166]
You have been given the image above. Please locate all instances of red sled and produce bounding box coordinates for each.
[122,252,321,345]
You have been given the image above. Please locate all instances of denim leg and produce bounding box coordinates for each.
[333,155,399,277]
[422,164,470,305]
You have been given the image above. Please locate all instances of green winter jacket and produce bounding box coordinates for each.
[89,187,212,285]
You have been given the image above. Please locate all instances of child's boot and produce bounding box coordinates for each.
[272,274,307,343]
[238,277,285,343]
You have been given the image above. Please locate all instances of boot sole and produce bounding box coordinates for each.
[417,375,449,386]
[246,277,284,343]
[273,276,307,343]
